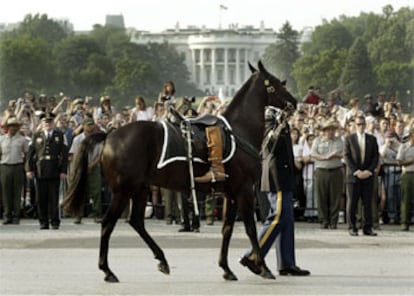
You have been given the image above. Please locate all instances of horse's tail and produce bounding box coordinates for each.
[62,132,108,216]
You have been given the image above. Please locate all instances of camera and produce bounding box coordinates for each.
[185,96,196,103]
[161,95,171,102]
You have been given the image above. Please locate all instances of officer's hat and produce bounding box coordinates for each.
[40,112,56,122]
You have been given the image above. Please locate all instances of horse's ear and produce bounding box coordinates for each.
[248,62,257,73]
[281,80,287,86]
[257,60,269,76]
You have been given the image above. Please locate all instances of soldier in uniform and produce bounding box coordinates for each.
[25,112,68,229]
[239,107,310,277]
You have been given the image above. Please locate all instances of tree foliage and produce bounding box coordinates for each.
[283,5,413,107]
[0,14,201,108]
[262,22,300,94]
[0,34,55,99]
[339,38,375,98]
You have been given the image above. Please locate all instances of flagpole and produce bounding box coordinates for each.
[219,6,222,29]
[219,4,228,29]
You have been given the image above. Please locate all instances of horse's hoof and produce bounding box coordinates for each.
[158,262,170,275]
[104,273,119,283]
[223,271,238,281]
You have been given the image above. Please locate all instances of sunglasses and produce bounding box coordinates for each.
[356,123,366,126]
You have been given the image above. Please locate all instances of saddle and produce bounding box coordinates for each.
[156,114,236,169]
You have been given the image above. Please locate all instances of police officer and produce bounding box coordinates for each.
[25,112,68,229]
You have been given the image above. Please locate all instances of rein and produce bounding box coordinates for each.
[260,105,291,159]
[226,127,261,161]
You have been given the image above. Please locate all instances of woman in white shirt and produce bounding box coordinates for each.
[130,96,154,121]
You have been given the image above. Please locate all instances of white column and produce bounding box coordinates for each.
[224,48,229,92]
[211,48,216,86]
[235,48,240,85]
[199,48,204,87]
[244,49,249,80]
[191,49,196,84]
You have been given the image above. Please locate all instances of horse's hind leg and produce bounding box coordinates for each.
[219,197,238,281]
[98,191,128,283]
[129,192,169,275]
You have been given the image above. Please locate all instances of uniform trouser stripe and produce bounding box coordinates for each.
[259,191,282,248]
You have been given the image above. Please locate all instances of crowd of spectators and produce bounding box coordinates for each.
[0,86,413,232]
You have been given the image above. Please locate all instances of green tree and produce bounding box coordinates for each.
[144,42,202,99]
[292,48,347,98]
[262,22,300,93]
[339,38,375,98]
[302,20,354,54]
[106,58,156,106]
[0,34,55,101]
[53,35,112,97]
[16,14,69,48]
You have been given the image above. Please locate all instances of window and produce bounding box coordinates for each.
[228,49,236,63]
[217,67,224,84]
[216,49,224,63]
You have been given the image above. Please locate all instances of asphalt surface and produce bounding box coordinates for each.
[1,218,413,295]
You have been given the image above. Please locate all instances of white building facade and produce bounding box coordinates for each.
[130,25,278,97]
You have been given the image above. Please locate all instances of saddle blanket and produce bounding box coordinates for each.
[157,115,236,169]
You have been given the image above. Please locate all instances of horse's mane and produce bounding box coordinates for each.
[223,72,258,117]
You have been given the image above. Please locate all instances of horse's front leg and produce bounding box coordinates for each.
[98,192,128,282]
[239,192,275,279]
[219,197,238,281]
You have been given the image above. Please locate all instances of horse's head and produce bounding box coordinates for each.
[248,61,297,112]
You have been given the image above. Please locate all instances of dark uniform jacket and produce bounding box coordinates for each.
[25,129,68,179]
[261,119,295,193]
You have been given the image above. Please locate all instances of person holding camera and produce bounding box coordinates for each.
[158,80,176,104]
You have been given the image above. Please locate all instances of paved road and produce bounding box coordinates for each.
[1,218,413,295]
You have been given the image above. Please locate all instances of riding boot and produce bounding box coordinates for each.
[194,126,227,183]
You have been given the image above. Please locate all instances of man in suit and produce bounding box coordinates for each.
[344,115,379,236]
[25,112,68,229]
[239,107,310,278]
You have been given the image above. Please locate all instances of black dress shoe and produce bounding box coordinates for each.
[363,230,377,236]
[178,227,191,232]
[40,224,49,230]
[349,229,358,236]
[2,219,12,225]
[279,266,310,276]
[239,256,261,275]
[192,228,200,233]
[401,225,409,231]
[51,225,59,230]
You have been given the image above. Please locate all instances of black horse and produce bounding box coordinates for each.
[63,60,297,282]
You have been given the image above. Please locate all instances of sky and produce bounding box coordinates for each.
[1,0,413,32]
